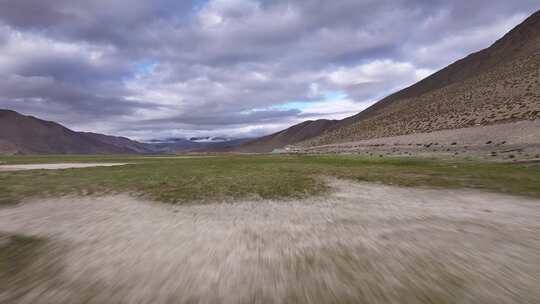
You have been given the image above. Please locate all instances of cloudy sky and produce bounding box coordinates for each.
[0,1,538,140]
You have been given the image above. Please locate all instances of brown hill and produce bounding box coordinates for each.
[301,10,540,147]
[0,109,154,155]
[237,119,338,152]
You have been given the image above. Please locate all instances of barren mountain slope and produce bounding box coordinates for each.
[237,119,338,152]
[0,110,153,154]
[302,10,540,147]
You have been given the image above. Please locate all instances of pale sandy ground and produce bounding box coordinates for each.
[298,120,540,161]
[0,163,130,172]
[0,179,539,304]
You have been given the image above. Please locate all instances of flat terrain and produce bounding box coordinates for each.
[1,155,539,303]
[1,154,540,206]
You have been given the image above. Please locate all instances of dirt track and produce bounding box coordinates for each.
[1,179,539,303]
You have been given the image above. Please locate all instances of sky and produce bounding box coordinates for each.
[0,1,538,140]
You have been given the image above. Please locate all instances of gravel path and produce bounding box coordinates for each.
[1,179,539,303]
[0,163,130,172]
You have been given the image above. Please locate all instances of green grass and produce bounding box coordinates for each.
[0,154,539,204]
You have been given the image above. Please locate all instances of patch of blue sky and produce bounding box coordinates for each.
[192,0,209,11]
[134,59,159,75]
[274,101,313,111]
[322,91,347,101]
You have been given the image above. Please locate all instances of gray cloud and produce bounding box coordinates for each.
[0,0,538,140]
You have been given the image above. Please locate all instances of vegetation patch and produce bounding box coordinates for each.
[1,154,539,204]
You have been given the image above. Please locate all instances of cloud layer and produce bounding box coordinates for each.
[0,0,538,140]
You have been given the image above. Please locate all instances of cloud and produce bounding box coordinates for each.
[322,60,432,100]
[0,0,538,140]
[407,12,531,68]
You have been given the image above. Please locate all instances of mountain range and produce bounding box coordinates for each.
[0,110,248,155]
[1,10,539,155]
[239,9,540,151]
[0,110,155,154]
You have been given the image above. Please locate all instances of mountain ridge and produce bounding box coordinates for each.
[0,109,155,154]
[236,119,338,153]
[230,10,540,152]
[0,109,251,155]
[300,9,540,147]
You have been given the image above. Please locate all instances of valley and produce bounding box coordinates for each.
[1,5,539,304]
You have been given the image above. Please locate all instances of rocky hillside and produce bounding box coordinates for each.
[237,119,338,153]
[302,10,540,147]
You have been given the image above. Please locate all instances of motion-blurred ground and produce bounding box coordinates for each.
[1,178,538,304]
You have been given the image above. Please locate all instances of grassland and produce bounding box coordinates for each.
[1,154,539,205]
[1,154,539,303]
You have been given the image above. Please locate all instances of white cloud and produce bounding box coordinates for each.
[300,98,375,120]
[327,60,431,86]
[410,13,529,68]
